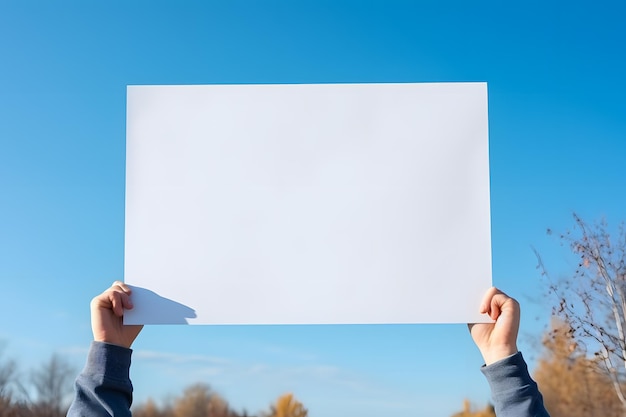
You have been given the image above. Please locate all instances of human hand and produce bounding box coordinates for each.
[90,281,143,349]
[468,287,520,366]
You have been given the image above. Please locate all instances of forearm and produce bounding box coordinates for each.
[67,341,134,417]
[481,352,550,417]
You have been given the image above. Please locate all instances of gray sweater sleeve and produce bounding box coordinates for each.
[67,341,134,417]
[481,351,550,417]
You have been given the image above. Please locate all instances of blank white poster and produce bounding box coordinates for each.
[124,82,492,325]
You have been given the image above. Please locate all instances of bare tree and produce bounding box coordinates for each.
[0,343,33,417]
[536,214,626,409]
[0,344,17,400]
[30,353,74,417]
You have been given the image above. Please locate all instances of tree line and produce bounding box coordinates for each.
[0,347,308,417]
[132,387,307,417]
[0,352,74,417]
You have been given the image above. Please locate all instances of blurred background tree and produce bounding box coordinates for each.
[0,343,19,416]
[0,345,17,401]
[534,318,623,417]
[450,399,495,417]
[536,215,626,414]
[172,383,236,417]
[29,354,75,417]
[133,397,168,417]
[133,382,247,417]
[265,393,308,417]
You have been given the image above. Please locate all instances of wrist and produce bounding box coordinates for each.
[482,345,518,366]
[92,331,130,349]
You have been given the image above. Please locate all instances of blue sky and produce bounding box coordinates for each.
[1,1,625,416]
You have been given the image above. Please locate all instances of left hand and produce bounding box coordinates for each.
[90,281,143,349]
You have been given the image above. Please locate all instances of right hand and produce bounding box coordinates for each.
[90,281,143,349]
[468,287,520,365]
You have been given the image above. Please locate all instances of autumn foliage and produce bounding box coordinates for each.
[265,393,308,417]
[132,386,308,417]
[132,383,245,417]
[533,318,624,417]
[450,399,495,417]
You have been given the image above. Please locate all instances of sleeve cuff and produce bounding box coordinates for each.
[85,341,133,383]
[481,351,537,399]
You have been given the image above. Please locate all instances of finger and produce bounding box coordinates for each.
[479,287,500,314]
[111,280,132,295]
[114,289,135,312]
[109,290,125,317]
[488,291,517,320]
[120,290,134,310]
[489,295,503,320]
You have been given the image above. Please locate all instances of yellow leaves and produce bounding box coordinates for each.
[132,385,307,417]
[534,318,625,417]
[450,398,495,417]
[270,393,308,417]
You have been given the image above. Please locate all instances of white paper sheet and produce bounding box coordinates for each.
[124,82,492,325]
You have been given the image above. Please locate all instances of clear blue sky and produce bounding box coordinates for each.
[1,1,625,416]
